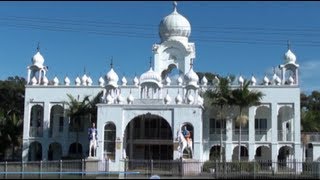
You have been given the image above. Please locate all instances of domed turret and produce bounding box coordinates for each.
[159,2,191,43]
[64,76,70,86]
[127,91,134,104]
[284,49,296,64]
[184,60,199,88]
[177,76,183,86]
[133,76,139,86]
[81,74,88,86]
[53,76,59,86]
[31,46,45,68]
[251,75,256,86]
[117,91,125,104]
[238,75,244,85]
[99,76,105,87]
[263,75,269,85]
[122,76,127,86]
[105,61,119,87]
[164,90,171,104]
[140,67,162,88]
[201,76,208,86]
[75,76,81,86]
[175,90,183,104]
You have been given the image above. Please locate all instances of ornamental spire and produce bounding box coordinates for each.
[149,56,152,69]
[287,40,291,50]
[36,42,40,52]
[110,56,113,69]
[173,1,177,12]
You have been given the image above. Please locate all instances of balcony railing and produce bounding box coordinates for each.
[232,130,249,141]
[301,132,320,142]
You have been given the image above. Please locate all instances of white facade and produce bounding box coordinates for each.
[22,2,304,172]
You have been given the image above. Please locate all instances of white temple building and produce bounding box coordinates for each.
[22,2,304,172]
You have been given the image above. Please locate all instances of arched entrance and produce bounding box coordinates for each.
[48,142,62,160]
[28,141,42,161]
[125,113,173,160]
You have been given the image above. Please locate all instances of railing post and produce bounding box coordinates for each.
[81,159,85,179]
[21,160,24,179]
[253,160,256,179]
[39,160,42,179]
[5,161,7,179]
[59,160,62,179]
[150,159,153,176]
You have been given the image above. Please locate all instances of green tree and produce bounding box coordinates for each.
[230,80,264,161]
[0,76,25,160]
[204,76,233,162]
[300,91,320,132]
[65,91,103,158]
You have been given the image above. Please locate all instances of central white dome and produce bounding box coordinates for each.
[32,51,44,68]
[140,67,162,88]
[159,3,191,42]
[284,49,296,64]
[106,68,119,87]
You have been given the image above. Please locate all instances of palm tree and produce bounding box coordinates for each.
[204,76,233,162]
[65,94,91,158]
[230,80,264,161]
[65,92,103,158]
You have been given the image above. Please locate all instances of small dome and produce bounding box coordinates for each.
[251,75,256,86]
[140,67,162,88]
[165,76,171,85]
[122,76,127,86]
[263,75,269,85]
[133,76,139,86]
[201,76,208,86]
[238,75,244,85]
[64,76,70,86]
[284,49,296,64]
[159,2,191,42]
[106,68,119,87]
[32,51,45,68]
[127,93,134,104]
[184,67,199,88]
[177,76,183,85]
[81,74,88,86]
[164,92,171,104]
[117,93,125,104]
[175,91,183,104]
[75,77,81,86]
[42,76,48,85]
[187,94,194,104]
[99,76,105,87]
[31,76,37,85]
[53,76,59,86]
[87,76,93,86]
[106,93,113,104]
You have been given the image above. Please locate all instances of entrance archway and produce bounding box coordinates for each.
[125,113,173,160]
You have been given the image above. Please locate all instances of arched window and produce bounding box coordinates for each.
[104,123,116,161]
[30,105,44,137]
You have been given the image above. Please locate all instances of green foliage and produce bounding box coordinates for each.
[301,91,320,132]
[0,76,26,160]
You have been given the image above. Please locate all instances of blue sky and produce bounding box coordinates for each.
[0,1,320,94]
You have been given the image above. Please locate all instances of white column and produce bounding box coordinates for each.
[27,68,31,84]
[248,107,256,161]
[271,102,278,171]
